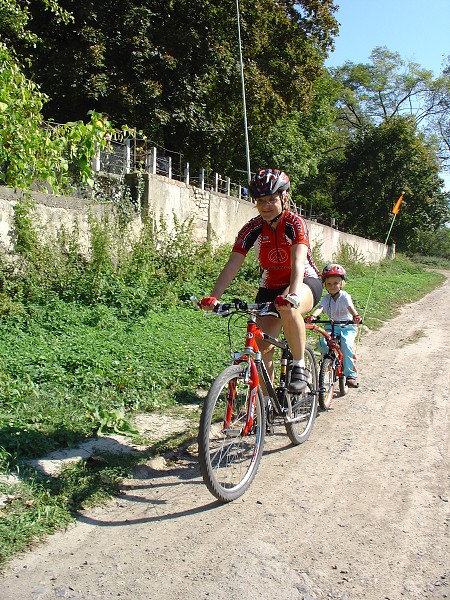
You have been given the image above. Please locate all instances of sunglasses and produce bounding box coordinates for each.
[256,194,281,205]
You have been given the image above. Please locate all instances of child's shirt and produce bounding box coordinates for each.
[319,290,354,322]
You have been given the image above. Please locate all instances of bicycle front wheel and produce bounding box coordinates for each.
[318,356,334,410]
[285,345,318,445]
[339,376,348,397]
[198,364,266,502]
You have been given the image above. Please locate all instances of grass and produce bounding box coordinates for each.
[0,210,447,569]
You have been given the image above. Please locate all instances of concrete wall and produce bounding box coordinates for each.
[0,175,386,263]
[0,187,116,255]
[142,174,386,263]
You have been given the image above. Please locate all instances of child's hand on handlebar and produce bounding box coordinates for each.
[305,314,317,323]
[200,296,219,310]
[352,314,362,324]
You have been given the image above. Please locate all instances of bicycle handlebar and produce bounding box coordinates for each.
[191,296,280,318]
[191,297,362,324]
[306,318,356,325]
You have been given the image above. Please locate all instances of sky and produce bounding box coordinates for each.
[325,0,449,75]
[325,0,450,191]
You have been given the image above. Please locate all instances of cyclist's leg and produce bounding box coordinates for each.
[338,325,358,378]
[278,282,315,361]
[277,284,315,392]
[255,287,284,394]
[256,314,282,393]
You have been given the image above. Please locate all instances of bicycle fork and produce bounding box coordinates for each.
[223,355,259,437]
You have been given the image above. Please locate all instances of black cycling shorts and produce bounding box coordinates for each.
[255,277,323,308]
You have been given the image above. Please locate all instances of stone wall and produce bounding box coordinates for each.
[0,175,386,263]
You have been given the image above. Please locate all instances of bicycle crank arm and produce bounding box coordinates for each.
[223,428,243,437]
[284,414,308,424]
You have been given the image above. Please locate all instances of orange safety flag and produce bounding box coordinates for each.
[391,192,405,215]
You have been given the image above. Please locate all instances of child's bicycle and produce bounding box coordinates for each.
[192,297,319,503]
[305,317,358,411]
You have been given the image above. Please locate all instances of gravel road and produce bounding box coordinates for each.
[0,272,449,600]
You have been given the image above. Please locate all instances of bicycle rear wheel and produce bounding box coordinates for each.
[198,364,266,502]
[285,345,318,445]
[318,356,334,410]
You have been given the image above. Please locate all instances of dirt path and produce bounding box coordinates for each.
[1,273,449,600]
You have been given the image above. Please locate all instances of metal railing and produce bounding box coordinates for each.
[92,137,339,229]
[92,138,251,202]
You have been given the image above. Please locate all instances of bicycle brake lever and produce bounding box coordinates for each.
[216,305,232,316]
[259,302,279,317]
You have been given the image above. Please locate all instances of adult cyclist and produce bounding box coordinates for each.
[200,168,322,393]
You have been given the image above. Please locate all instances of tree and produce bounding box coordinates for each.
[332,117,449,251]
[0,0,72,48]
[298,47,450,249]
[331,47,438,129]
[425,56,450,171]
[413,226,450,260]
[15,0,339,175]
[330,47,450,172]
[251,71,341,201]
[0,44,112,192]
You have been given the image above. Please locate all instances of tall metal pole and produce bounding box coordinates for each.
[236,0,251,184]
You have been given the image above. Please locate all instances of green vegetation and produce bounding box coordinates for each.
[1,3,448,255]
[0,207,446,568]
[0,43,114,193]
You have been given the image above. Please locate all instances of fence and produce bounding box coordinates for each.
[91,137,339,229]
[92,138,249,199]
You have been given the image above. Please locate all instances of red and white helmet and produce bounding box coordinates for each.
[321,263,347,281]
[249,168,290,198]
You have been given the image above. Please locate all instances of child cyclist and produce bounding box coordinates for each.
[307,263,361,388]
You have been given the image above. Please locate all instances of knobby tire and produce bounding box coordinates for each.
[285,345,318,445]
[318,356,334,410]
[198,364,266,502]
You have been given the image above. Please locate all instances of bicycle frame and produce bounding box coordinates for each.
[306,321,345,379]
[191,296,317,435]
[232,313,292,434]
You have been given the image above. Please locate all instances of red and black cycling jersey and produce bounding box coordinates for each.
[232,211,320,289]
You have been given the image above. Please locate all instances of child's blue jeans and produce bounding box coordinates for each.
[317,324,358,378]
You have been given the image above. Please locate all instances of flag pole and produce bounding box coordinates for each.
[236,0,251,183]
[357,192,405,345]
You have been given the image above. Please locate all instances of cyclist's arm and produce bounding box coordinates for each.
[345,293,362,323]
[310,306,324,318]
[209,252,246,300]
[346,294,359,317]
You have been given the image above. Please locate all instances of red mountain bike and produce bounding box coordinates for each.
[305,318,357,410]
[193,297,318,502]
